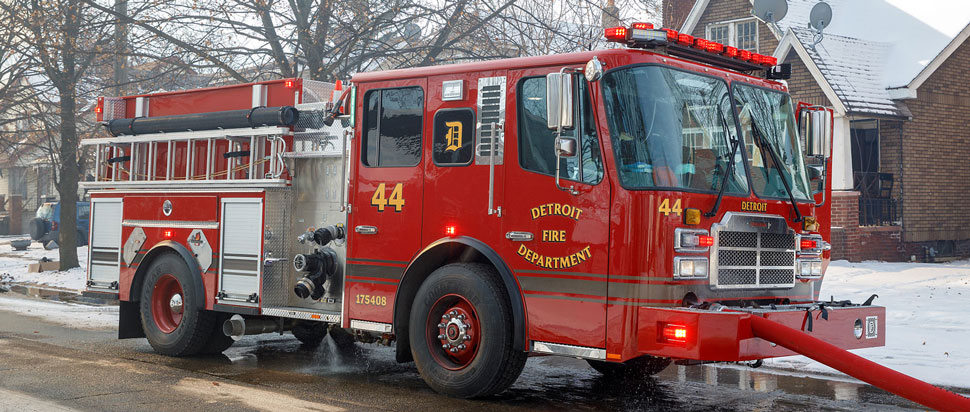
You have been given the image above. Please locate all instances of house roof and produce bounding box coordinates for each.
[782,28,901,116]
[682,0,970,115]
[683,0,965,88]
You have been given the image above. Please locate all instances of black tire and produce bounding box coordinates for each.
[199,312,235,354]
[587,355,672,379]
[28,218,46,240]
[139,252,216,356]
[291,322,328,347]
[409,263,527,398]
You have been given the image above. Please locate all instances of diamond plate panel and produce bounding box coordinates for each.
[260,188,292,307]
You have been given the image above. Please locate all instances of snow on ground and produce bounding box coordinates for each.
[765,260,970,389]
[0,296,117,329]
[0,241,88,291]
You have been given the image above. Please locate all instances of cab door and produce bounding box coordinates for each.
[347,79,427,324]
[502,69,611,350]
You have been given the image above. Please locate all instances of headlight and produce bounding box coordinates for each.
[796,259,823,279]
[674,257,709,279]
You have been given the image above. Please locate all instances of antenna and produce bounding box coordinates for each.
[808,1,832,50]
[752,0,789,25]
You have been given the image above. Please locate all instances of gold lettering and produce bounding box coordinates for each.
[517,244,528,256]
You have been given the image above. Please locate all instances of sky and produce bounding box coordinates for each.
[885,0,970,37]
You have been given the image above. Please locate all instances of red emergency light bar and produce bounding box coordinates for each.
[604,25,787,78]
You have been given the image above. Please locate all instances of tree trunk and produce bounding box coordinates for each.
[56,85,80,270]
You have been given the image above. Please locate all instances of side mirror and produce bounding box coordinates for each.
[546,72,573,130]
[556,137,577,157]
[801,109,832,158]
[807,164,823,181]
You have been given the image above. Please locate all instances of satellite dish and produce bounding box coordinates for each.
[809,2,833,31]
[752,0,789,24]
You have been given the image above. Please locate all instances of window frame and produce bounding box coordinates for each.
[705,17,759,52]
[598,63,755,196]
[731,80,814,203]
[514,75,604,186]
[431,107,476,167]
[360,86,425,168]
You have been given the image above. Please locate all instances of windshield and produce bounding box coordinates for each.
[733,84,812,201]
[36,203,54,220]
[601,66,748,193]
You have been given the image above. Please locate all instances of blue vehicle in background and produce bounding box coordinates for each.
[29,202,90,246]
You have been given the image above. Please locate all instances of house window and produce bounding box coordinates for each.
[706,18,759,52]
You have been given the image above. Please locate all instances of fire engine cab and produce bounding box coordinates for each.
[85,23,887,398]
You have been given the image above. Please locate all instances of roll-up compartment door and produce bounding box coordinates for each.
[87,198,123,291]
[217,198,263,306]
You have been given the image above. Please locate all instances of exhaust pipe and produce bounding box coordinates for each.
[222,314,293,341]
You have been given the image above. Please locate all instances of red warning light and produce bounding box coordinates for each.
[444,225,457,236]
[661,323,689,343]
[698,235,714,247]
[163,230,174,238]
[631,22,654,30]
[284,79,296,89]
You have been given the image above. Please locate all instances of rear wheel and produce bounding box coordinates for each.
[587,355,672,378]
[139,252,216,356]
[409,263,526,398]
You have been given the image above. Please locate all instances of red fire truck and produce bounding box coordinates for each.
[84,23,889,399]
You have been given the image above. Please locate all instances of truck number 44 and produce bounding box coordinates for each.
[658,198,683,216]
[371,183,405,212]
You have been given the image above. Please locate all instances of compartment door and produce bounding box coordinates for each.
[218,197,263,306]
[87,198,123,291]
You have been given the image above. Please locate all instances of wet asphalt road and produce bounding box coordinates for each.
[0,295,924,412]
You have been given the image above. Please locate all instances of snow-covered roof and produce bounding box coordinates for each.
[773,0,961,88]
[682,0,970,115]
[786,28,901,116]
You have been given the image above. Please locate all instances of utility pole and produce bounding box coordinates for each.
[112,0,128,96]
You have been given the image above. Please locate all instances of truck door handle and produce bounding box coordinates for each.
[505,231,534,241]
[355,225,378,235]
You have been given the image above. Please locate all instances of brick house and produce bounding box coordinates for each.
[663,0,970,261]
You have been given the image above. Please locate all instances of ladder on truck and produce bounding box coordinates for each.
[80,126,292,189]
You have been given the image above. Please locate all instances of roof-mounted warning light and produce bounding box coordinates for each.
[604,24,790,79]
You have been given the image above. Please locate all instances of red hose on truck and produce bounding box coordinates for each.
[748,315,970,412]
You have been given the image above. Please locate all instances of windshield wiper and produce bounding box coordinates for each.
[752,124,803,222]
[705,135,739,218]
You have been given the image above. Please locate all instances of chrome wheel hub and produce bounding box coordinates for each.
[169,293,183,314]
[438,310,471,352]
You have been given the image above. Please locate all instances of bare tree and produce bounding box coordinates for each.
[0,0,119,269]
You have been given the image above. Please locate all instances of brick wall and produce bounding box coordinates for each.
[830,190,910,261]
[898,38,970,243]
[783,53,830,107]
[688,0,778,55]
[663,0,697,30]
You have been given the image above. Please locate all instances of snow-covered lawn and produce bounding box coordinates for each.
[766,260,970,389]
[0,242,88,291]
[0,241,967,388]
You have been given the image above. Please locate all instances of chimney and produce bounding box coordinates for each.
[602,0,621,30]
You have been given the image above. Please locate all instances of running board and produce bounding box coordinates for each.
[532,341,606,360]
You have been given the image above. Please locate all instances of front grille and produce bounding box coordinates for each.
[712,220,796,289]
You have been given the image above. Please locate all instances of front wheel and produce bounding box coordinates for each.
[409,263,526,398]
[139,252,217,356]
[587,355,672,379]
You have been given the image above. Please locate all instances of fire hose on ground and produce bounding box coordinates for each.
[748,315,970,412]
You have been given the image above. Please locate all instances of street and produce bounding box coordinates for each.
[0,294,923,412]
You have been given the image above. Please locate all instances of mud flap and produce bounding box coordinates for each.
[118,300,145,339]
